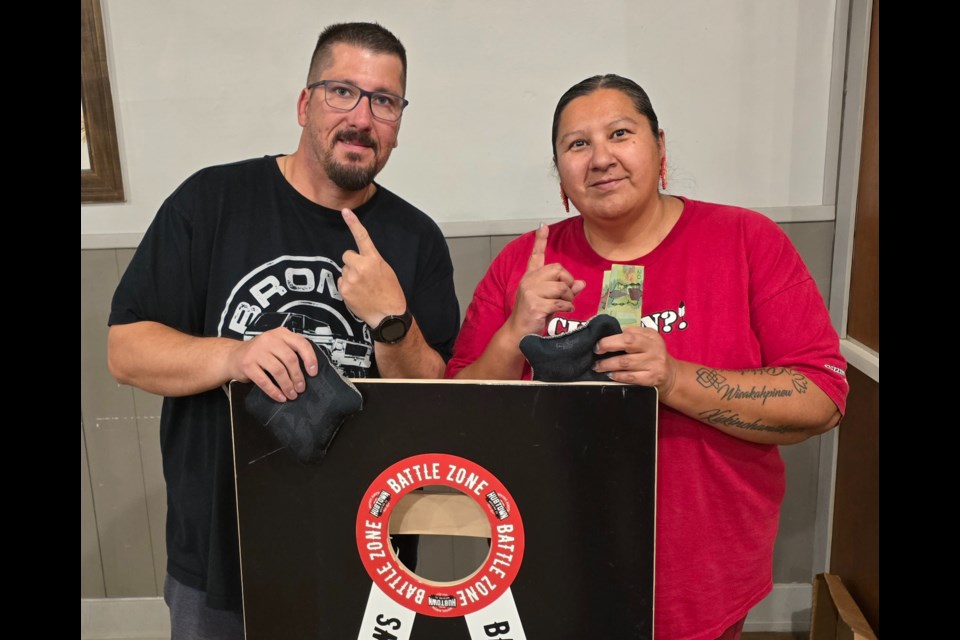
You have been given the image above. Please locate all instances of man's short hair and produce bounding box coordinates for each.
[308,22,407,92]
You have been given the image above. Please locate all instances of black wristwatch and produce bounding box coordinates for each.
[371,310,412,344]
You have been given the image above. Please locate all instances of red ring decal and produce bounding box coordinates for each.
[356,453,525,617]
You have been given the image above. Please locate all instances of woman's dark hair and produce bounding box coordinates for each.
[551,74,659,166]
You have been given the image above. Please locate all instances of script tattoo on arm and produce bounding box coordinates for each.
[695,367,810,403]
[698,408,805,434]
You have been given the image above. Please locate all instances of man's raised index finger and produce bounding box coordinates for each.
[341,208,379,254]
[526,223,549,272]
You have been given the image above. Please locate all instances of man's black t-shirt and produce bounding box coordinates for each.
[109,156,460,610]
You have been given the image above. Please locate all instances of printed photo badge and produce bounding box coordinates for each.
[356,453,527,639]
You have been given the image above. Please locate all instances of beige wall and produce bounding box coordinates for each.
[81,0,840,238]
[81,221,835,597]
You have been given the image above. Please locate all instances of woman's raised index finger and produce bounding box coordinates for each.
[526,224,549,272]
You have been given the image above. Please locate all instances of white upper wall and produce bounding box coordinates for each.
[81,0,836,239]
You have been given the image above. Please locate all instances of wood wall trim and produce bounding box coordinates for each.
[846,0,879,351]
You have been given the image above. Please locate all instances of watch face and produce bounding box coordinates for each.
[380,318,407,343]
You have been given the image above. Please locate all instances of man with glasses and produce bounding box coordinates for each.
[107,22,459,639]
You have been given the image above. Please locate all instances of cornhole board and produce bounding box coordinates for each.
[230,380,658,639]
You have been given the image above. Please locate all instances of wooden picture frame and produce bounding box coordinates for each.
[81,0,124,203]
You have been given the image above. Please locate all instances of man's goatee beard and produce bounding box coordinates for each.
[323,156,379,191]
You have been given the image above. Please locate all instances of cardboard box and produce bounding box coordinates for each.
[810,573,878,640]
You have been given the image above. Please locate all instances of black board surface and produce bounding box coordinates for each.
[231,380,657,639]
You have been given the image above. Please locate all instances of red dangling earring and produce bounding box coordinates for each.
[660,157,668,191]
[560,187,570,213]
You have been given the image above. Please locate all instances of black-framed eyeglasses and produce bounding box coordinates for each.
[306,80,409,122]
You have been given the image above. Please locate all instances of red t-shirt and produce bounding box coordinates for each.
[447,198,849,640]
